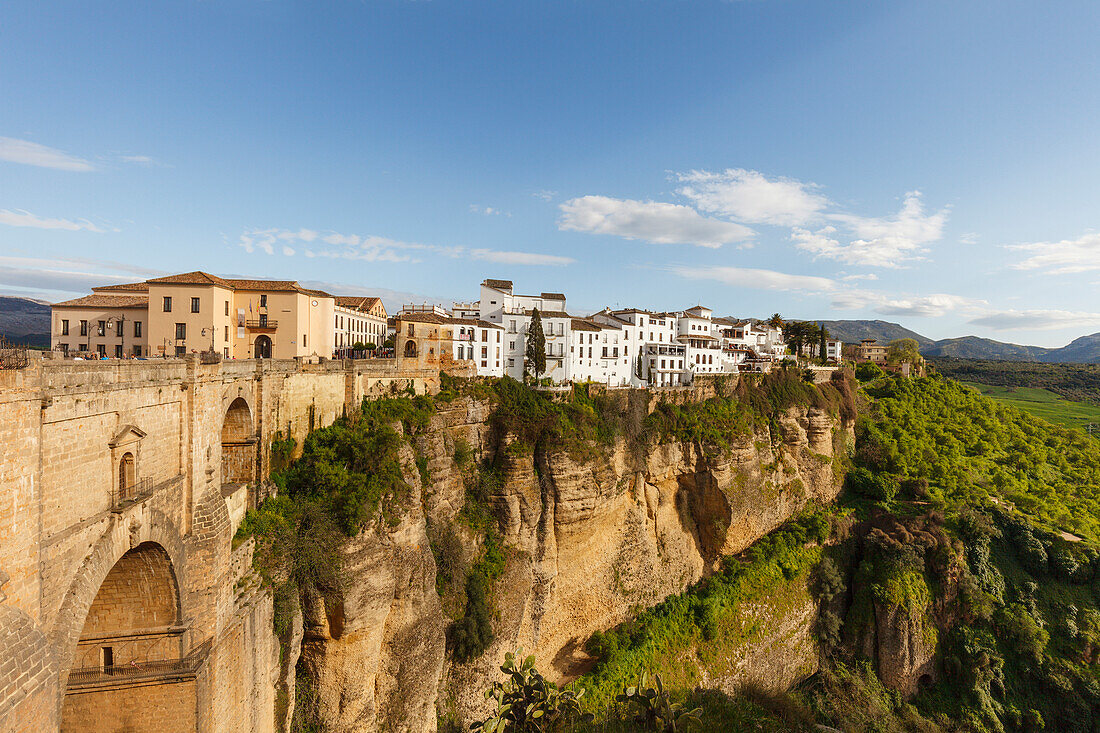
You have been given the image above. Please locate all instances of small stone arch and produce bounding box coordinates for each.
[222,396,256,485]
[254,334,272,358]
[403,339,418,358]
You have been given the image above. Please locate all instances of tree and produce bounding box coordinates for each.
[888,338,921,365]
[524,308,547,383]
[818,323,828,362]
[767,313,784,329]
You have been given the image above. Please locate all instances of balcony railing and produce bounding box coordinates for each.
[245,320,278,329]
[112,478,154,511]
[66,638,213,688]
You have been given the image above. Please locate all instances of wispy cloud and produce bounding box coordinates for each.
[832,289,982,318]
[238,227,569,267]
[793,191,948,268]
[119,154,156,166]
[469,249,573,266]
[0,208,105,233]
[469,205,510,217]
[558,195,754,248]
[967,308,1100,331]
[1006,231,1100,275]
[670,265,835,292]
[0,255,164,299]
[676,168,827,227]
[0,137,94,172]
[533,190,558,201]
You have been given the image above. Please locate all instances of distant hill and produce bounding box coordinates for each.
[1040,333,1100,364]
[922,336,1053,361]
[817,320,934,347]
[819,319,1100,364]
[0,296,50,347]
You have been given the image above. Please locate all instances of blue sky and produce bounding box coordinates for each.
[2,1,1100,346]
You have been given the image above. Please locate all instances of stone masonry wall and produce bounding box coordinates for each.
[0,354,442,733]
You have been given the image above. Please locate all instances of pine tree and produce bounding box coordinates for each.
[525,308,547,382]
[819,323,828,362]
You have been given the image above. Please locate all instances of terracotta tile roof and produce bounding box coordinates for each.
[540,292,566,300]
[53,294,149,309]
[92,281,150,293]
[334,295,385,312]
[482,278,513,292]
[397,312,448,324]
[301,288,333,298]
[146,271,234,288]
[570,318,601,332]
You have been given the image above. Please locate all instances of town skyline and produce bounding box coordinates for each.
[4,1,1100,347]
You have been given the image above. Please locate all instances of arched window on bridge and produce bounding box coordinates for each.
[117,453,135,501]
[404,340,417,358]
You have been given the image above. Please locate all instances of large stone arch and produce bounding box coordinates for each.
[50,508,188,690]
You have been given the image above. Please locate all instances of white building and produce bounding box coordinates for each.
[333,296,388,354]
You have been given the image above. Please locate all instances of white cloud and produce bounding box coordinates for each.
[533,190,557,201]
[968,309,1100,331]
[0,208,105,233]
[0,137,94,171]
[119,154,155,166]
[558,195,754,248]
[676,168,827,226]
[239,227,570,267]
[469,205,510,217]
[0,255,165,298]
[670,265,835,292]
[831,289,982,318]
[1006,231,1100,275]
[814,191,948,267]
[469,249,574,266]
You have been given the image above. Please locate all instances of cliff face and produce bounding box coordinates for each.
[292,388,853,731]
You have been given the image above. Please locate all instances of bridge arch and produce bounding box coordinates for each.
[221,396,256,485]
[51,509,189,691]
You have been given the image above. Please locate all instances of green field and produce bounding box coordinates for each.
[961,381,1100,434]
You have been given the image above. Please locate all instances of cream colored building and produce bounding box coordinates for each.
[52,271,340,360]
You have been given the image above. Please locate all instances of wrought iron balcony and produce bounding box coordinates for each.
[112,477,154,511]
[66,638,212,688]
[245,319,278,330]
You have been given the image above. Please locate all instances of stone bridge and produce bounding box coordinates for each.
[0,354,453,733]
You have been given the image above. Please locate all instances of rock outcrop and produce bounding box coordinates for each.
[287,386,854,731]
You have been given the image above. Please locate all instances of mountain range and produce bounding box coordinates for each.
[819,319,1100,364]
[0,296,51,348]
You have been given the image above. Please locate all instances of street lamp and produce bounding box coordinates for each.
[106,315,126,358]
[201,328,216,354]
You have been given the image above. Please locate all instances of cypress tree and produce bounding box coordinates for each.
[525,308,547,382]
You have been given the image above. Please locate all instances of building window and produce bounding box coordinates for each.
[175,345,186,356]
[175,323,186,340]
[133,345,141,357]
[191,297,200,313]
[134,321,142,337]
[80,320,87,336]
[302,334,307,348]
[163,296,172,312]
[61,319,69,335]
[225,301,230,316]
[97,344,106,356]
[97,320,106,336]
[115,344,123,358]
[260,294,267,307]
[224,325,229,341]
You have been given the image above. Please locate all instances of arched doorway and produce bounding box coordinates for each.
[254,335,272,358]
[62,542,194,732]
[118,452,135,501]
[222,397,255,485]
[403,339,417,358]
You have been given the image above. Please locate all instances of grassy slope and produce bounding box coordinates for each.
[961,382,1100,433]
